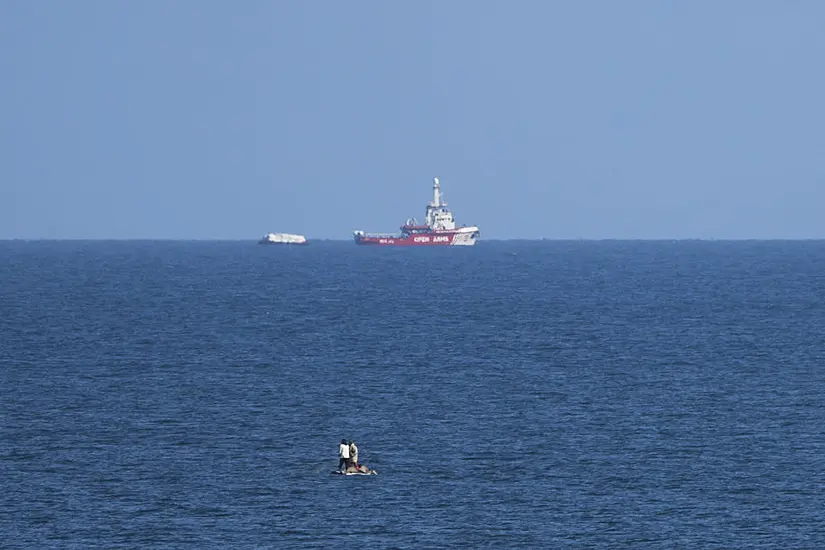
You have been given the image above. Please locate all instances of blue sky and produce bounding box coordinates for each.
[2,1,824,240]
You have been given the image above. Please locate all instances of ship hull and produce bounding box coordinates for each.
[354,230,478,246]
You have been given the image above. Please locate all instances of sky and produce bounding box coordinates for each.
[1,1,824,240]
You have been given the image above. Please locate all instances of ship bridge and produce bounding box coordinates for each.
[425,177,456,230]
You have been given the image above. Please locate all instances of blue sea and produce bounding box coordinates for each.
[2,240,824,548]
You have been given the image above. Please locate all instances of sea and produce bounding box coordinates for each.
[1,239,824,548]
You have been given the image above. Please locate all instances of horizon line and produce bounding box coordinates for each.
[4,237,825,243]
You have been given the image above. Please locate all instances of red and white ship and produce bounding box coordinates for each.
[353,177,480,246]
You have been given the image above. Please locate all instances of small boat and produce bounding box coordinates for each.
[331,465,377,476]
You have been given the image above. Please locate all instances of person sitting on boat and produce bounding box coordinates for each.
[338,438,350,471]
[348,440,358,469]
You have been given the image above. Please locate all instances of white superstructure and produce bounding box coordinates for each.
[425,177,458,231]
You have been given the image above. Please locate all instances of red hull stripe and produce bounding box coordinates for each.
[355,234,455,245]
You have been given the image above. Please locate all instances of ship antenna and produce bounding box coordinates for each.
[432,177,441,207]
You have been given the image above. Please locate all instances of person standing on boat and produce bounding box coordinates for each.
[348,440,358,469]
[338,439,350,471]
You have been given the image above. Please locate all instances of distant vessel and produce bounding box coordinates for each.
[353,177,480,246]
[258,233,308,245]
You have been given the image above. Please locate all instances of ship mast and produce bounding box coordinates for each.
[429,177,445,208]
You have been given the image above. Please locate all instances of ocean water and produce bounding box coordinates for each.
[1,240,824,548]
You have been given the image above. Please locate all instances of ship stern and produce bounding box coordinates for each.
[451,227,480,246]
